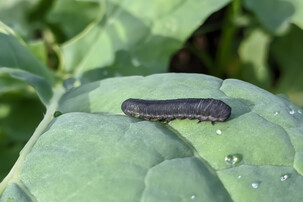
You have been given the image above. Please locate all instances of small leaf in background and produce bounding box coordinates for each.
[61,0,230,77]
[0,68,53,106]
[0,0,41,40]
[289,0,303,29]
[0,22,54,105]
[0,22,54,85]
[27,40,48,65]
[239,28,272,90]
[244,0,303,33]
[243,0,295,33]
[271,25,303,108]
[0,77,28,94]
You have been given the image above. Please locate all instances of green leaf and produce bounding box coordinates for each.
[15,114,231,202]
[291,0,303,29]
[0,22,54,105]
[0,77,28,94]
[61,0,230,77]
[0,22,54,84]
[217,165,303,201]
[271,25,303,108]
[243,0,302,33]
[46,0,104,40]
[1,73,302,201]
[0,68,53,106]
[27,40,48,65]
[238,28,272,89]
[0,0,40,40]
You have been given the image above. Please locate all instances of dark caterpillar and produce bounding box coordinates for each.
[121,98,231,123]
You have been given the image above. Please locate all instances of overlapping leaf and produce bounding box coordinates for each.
[0,22,53,105]
[244,0,303,33]
[61,0,230,79]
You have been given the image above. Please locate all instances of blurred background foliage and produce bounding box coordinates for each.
[0,0,302,180]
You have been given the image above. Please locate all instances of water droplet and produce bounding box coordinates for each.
[251,182,260,189]
[289,109,295,115]
[190,195,196,200]
[274,112,279,116]
[298,110,302,114]
[238,175,242,179]
[216,129,222,135]
[224,154,242,166]
[280,174,290,182]
[53,111,63,118]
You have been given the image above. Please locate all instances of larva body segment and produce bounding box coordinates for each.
[121,98,231,122]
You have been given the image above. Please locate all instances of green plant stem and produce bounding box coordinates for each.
[214,0,242,77]
[0,87,65,195]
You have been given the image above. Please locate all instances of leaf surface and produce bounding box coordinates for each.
[1,73,303,201]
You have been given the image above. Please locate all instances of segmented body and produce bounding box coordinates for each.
[121,98,231,122]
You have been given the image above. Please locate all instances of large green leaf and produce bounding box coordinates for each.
[243,0,303,33]
[1,73,302,201]
[61,0,230,77]
[46,0,104,40]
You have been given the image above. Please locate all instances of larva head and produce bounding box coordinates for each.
[121,99,141,117]
[208,99,231,121]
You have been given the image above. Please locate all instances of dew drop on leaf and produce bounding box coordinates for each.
[274,111,279,116]
[280,174,291,182]
[53,111,63,117]
[224,154,242,166]
[289,109,295,115]
[190,195,196,200]
[251,182,260,189]
[216,129,222,135]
